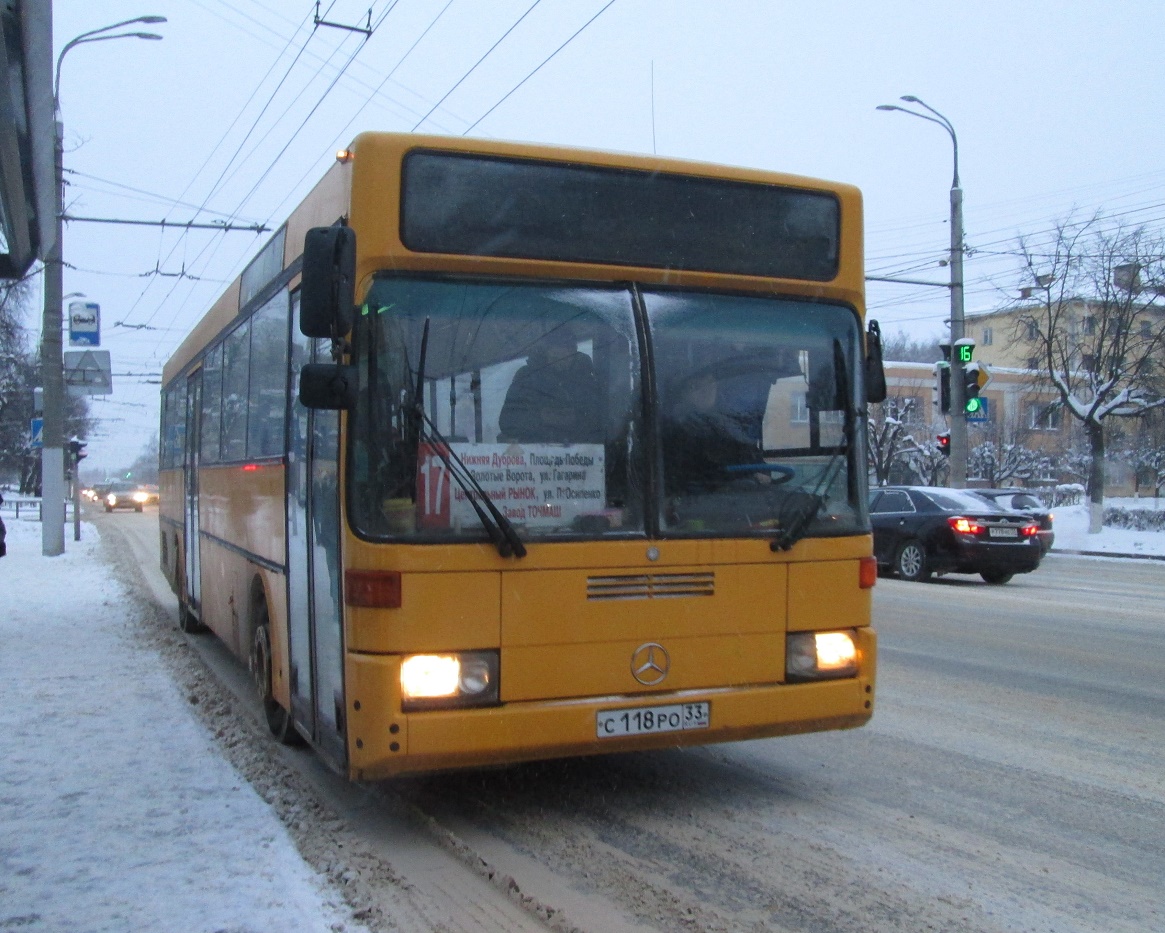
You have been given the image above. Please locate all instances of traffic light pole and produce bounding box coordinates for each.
[948,182,968,487]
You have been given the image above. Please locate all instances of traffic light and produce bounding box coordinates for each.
[68,439,87,463]
[934,362,951,414]
[936,432,951,457]
[963,363,988,415]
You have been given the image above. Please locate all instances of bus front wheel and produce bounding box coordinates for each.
[251,604,302,746]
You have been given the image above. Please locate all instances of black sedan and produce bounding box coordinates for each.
[968,488,1055,554]
[868,486,1043,584]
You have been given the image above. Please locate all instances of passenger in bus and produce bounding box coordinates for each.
[662,370,764,496]
[499,327,602,444]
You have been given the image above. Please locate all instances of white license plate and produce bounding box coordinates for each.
[989,526,1018,538]
[597,701,710,738]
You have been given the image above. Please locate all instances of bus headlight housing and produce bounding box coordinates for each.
[786,630,859,682]
[400,650,500,710]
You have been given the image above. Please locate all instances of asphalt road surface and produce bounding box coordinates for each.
[100,509,1165,933]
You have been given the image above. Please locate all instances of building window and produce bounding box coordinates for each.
[1027,322,1039,341]
[981,326,993,346]
[1081,353,1096,370]
[1026,402,1062,431]
[1027,355,1041,371]
[1141,320,1153,338]
[1082,316,1096,336]
[792,393,809,423]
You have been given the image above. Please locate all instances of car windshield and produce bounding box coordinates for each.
[925,489,1007,512]
[348,276,866,543]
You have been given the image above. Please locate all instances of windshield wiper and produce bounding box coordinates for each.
[410,319,526,558]
[771,339,851,552]
[417,412,527,558]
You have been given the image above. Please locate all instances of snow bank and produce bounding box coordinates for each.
[1051,496,1165,557]
[0,516,362,932]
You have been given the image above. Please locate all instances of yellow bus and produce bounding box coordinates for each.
[159,132,886,780]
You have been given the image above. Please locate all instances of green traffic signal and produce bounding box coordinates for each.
[957,344,974,363]
[965,396,983,414]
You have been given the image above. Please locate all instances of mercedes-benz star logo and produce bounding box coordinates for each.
[631,642,670,686]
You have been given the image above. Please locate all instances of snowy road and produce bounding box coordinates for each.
[98,511,1165,932]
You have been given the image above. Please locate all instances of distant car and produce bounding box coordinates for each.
[103,481,149,512]
[868,485,1043,584]
[968,488,1054,554]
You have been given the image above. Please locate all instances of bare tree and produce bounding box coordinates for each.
[1013,217,1165,531]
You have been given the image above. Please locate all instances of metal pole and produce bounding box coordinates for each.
[41,19,166,555]
[72,449,82,541]
[876,97,967,486]
[948,182,967,487]
[40,119,65,555]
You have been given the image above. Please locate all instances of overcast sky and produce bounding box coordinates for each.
[42,0,1165,471]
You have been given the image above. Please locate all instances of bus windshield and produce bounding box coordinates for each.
[349,276,865,543]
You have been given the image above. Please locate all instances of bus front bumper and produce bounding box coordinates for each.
[345,641,876,780]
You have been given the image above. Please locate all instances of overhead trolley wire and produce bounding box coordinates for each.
[147,2,401,358]
[411,0,546,133]
[463,0,618,135]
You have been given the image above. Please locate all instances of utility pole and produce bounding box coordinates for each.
[40,115,65,555]
[877,96,968,486]
[41,17,166,555]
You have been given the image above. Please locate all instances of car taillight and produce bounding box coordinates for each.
[1021,523,1039,537]
[947,516,983,535]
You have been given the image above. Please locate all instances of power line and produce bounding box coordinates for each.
[465,0,618,135]
[412,0,545,132]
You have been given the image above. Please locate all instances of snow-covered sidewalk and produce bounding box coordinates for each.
[1049,497,1165,559]
[0,516,363,933]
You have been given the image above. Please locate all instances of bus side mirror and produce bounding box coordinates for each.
[300,363,357,410]
[865,319,887,404]
[301,225,356,339]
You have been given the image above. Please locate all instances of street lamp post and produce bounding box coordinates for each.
[41,17,165,556]
[877,96,969,487]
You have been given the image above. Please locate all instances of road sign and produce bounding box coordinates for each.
[64,349,113,395]
[68,301,100,347]
[31,417,43,448]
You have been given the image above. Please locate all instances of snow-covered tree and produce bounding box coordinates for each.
[1118,412,1165,497]
[0,278,36,486]
[867,396,917,486]
[967,408,1053,486]
[1012,217,1165,531]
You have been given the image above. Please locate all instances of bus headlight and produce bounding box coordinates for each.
[786,630,859,682]
[400,650,499,710]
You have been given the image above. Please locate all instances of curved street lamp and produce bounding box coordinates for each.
[40,16,166,556]
[877,95,969,487]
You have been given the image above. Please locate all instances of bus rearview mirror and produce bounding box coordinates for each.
[301,225,356,339]
[300,363,357,410]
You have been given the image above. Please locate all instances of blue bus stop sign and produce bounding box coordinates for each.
[31,417,43,448]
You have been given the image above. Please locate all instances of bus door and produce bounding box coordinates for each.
[183,370,202,618]
[287,294,347,769]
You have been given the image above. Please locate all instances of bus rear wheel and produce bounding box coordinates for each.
[251,604,302,746]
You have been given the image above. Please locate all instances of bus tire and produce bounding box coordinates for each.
[251,602,302,746]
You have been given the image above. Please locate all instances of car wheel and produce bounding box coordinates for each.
[103,504,112,512]
[895,540,931,582]
[980,569,1014,585]
[134,504,143,513]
